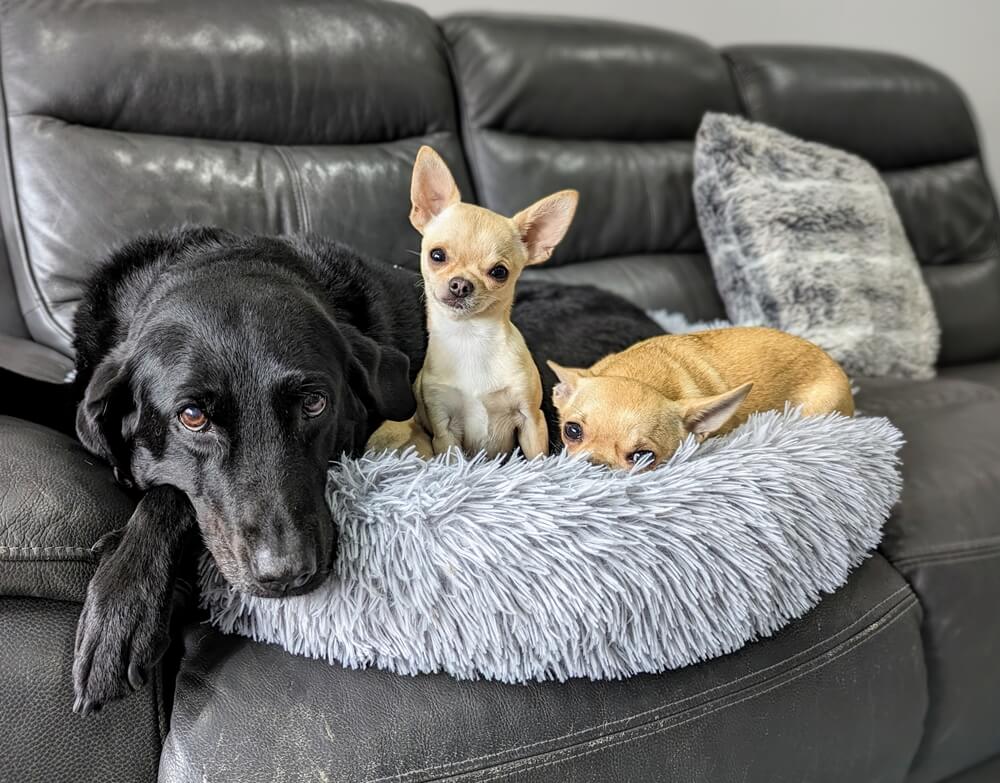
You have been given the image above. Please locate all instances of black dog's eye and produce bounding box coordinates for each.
[488,265,509,282]
[563,422,583,441]
[429,248,447,264]
[302,392,328,418]
[628,450,655,465]
[179,405,209,432]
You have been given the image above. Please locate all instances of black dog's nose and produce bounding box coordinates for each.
[251,547,317,592]
[448,277,473,299]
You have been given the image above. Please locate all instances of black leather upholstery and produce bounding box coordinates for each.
[0,0,471,355]
[855,378,1000,783]
[725,46,1000,365]
[1,2,1000,782]
[939,359,1000,391]
[0,597,164,783]
[444,15,737,282]
[0,416,134,602]
[161,556,924,783]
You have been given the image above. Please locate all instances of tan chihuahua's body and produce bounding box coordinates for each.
[368,145,578,459]
[549,327,854,471]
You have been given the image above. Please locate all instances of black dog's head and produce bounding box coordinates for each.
[76,254,414,597]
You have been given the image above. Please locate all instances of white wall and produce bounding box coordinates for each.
[416,0,1000,190]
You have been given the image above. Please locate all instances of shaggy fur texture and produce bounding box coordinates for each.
[200,409,903,683]
[693,113,940,380]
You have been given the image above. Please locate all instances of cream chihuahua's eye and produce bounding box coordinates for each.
[303,392,327,418]
[488,265,509,281]
[628,450,655,465]
[429,248,446,263]
[563,422,583,441]
[179,405,209,432]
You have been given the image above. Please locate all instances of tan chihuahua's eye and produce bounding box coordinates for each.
[303,392,327,418]
[429,248,446,264]
[179,405,209,432]
[488,265,509,282]
[628,450,655,465]
[563,422,583,441]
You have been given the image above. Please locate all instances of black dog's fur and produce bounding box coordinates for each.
[36,226,662,712]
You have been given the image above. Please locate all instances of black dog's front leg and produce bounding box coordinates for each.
[73,484,195,714]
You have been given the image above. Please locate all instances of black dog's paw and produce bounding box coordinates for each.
[90,526,125,557]
[73,546,170,715]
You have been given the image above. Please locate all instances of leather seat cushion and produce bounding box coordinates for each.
[0,415,133,603]
[160,555,924,783]
[855,377,1000,782]
[939,359,1000,392]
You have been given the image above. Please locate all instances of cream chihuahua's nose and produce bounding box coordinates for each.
[448,277,473,299]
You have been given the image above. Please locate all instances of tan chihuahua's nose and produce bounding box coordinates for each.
[448,277,473,299]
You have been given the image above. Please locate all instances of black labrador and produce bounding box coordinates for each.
[52,226,662,712]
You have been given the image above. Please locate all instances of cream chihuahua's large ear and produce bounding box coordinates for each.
[410,146,461,234]
[547,360,589,403]
[681,382,753,439]
[513,190,579,265]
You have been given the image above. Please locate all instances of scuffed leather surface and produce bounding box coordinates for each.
[0,0,467,354]
[0,597,163,783]
[522,253,725,319]
[0,416,134,602]
[855,377,1000,782]
[444,15,737,267]
[726,46,1000,364]
[161,555,925,783]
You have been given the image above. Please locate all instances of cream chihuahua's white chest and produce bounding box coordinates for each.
[417,318,543,458]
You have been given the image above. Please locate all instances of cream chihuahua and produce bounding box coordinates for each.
[403,145,578,459]
[548,327,854,471]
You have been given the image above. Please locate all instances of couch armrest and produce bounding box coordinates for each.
[0,415,134,602]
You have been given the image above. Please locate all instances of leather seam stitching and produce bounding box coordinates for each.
[361,584,914,783]
[465,596,919,783]
[0,545,97,561]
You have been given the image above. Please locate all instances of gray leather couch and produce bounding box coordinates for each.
[1,1,999,781]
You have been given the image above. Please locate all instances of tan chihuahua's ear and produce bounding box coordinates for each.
[410,146,461,234]
[513,190,579,265]
[681,382,753,440]
[547,360,589,403]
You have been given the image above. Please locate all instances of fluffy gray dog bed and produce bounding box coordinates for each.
[200,408,903,683]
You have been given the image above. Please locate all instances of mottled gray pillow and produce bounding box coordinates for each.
[693,113,940,379]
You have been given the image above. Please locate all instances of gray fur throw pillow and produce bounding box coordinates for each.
[693,112,940,379]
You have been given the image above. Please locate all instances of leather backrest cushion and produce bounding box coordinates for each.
[725,46,1000,365]
[443,15,739,267]
[1,0,471,355]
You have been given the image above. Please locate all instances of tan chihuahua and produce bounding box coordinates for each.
[548,327,854,471]
[407,145,577,459]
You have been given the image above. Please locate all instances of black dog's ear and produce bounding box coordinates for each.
[75,348,133,467]
[342,327,415,423]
